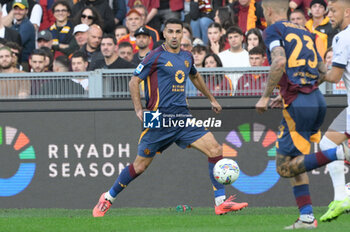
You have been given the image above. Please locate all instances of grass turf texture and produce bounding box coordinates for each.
[0,207,349,232]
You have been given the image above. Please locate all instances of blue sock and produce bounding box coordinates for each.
[109,164,139,198]
[293,184,313,215]
[208,156,225,199]
[304,148,337,171]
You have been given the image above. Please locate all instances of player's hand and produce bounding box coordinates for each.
[136,109,144,121]
[269,95,283,109]
[211,100,222,114]
[255,97,270,114]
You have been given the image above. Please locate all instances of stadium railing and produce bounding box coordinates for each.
[0,67,333,99]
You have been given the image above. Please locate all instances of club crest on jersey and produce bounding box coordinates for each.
[135,63,144,74]
[184,60,189,68]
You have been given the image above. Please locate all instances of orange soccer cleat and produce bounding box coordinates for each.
[215,195,248,215]
[93,193,112,217]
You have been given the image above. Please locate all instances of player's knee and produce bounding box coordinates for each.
[276,165,294,178]
[133,161,149,174]
[319,135,337,150]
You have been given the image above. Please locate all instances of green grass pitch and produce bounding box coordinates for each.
[0,207,349,232]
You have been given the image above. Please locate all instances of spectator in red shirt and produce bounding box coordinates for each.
[244,28,265,51]
[207,22,229,54]
[230,0,266,34]
[235,47,277,96]
[128,0,159,24]
[150,0,183,32]
[38,0,55,31]
[200,53,233,96]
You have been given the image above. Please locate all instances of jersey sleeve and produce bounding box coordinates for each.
[133,50,158,80]
[189,53,197,75]
[332,34,350,69]
[264,24,284,53]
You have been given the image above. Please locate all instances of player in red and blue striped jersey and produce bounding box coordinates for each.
[93,18,248,217]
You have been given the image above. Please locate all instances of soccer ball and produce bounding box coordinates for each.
[213,158,240,185]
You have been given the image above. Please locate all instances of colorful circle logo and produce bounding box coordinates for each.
[223,123,280,194]
[0,126,36,197]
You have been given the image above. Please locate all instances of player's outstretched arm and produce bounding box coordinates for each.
[256,46,286,114]
[324,66,345,83]
[189,72,222,114]
[129,76,144,121]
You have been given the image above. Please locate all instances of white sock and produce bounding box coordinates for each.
[320,136,347,201]
[215,196,226,206]
[328,161,347,201]
[300,214,314,222]
[336,145,345,160]
[320,135,344,159]
[104,191,116,203]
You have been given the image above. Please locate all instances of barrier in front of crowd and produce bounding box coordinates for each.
[0,67,333,99]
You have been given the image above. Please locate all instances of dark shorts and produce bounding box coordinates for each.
[276,89,326,156]
[138,116,209,158]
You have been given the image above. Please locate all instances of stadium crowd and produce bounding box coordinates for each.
[0,0,335,97]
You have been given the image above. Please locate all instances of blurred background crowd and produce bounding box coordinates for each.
[0,0,335,97]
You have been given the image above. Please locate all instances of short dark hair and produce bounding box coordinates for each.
[226,26,243,36]
[6,41,22,60]
[249,46,266,56]
[54,55,70,69]
[52,0,71,14]
[114,25,129,34]
[5,41,22,53]
[0,38,7,46]
[39,47,54,70]
[71,51,88,62]
[102,34,117,45]
[164,18,183,29]
[30,49,46,59]
[290,9,305,17]
[118,41,133,50]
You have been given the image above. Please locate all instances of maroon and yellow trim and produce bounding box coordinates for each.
[282,109,310,154]
[138,128,149,144]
